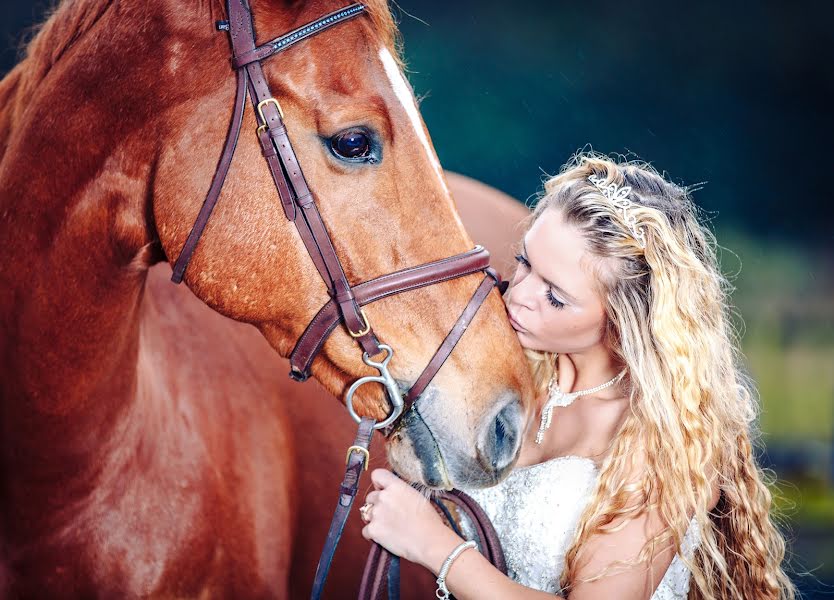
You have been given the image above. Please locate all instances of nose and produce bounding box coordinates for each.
[478,395,524,474]
[507,272,536,312]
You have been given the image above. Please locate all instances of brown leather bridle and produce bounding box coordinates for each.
[169,2,505,597]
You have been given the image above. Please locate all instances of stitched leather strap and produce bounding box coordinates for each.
[232,3,366,69]
[387,555,400,600]
[404,269,500,404]
[358,542,390,600]
[289,246,491,380]
[170,68,248,283]
[377,269,500,437]
[257,124,297,221]
[312,417,376,600]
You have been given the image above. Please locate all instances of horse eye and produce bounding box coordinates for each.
[330,129,371,159]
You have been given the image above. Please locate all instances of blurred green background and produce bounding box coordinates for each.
[2,0,832,596]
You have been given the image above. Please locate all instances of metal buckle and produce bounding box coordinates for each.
[346,308,371,338]
[256,98,284,134]
[346,345,404,430]
[345,445,370,471]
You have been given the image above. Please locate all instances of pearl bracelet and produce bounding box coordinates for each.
[435,540,478,600]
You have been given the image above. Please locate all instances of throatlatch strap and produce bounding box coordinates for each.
[171,68,248,284]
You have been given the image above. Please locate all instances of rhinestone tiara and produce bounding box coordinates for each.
[588,174,647,248]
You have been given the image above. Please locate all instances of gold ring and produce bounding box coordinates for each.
[359,502,373,523]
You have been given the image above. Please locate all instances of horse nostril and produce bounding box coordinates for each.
[495,417,506,449]
[485,398,523,472]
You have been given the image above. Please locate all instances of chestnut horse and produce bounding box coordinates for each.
[0,0,534,597]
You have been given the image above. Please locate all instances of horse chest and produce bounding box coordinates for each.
[4,350,296,597]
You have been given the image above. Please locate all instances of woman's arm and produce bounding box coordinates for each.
[566,463,720,599]
[363,468,717,599]
[417,523,559,600]
[564,504,679,599]
[362,469,560,600]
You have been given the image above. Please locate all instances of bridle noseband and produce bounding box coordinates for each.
[170,1,506,596]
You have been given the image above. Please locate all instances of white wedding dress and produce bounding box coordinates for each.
[459,456,700,598]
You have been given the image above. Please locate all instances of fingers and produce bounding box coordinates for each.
[370,468,399,489]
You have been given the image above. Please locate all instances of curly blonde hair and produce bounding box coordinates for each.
[522,152,794,599]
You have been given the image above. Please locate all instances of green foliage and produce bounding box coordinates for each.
[719,229,834,569]
[719,229,834,443]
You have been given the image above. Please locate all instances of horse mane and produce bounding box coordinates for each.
[20,0,115,75]
[0,0,114,164]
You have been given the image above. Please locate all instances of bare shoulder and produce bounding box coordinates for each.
[567,448,719,599]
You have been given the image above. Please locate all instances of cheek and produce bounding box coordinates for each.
[510,266,525,286]
[537,306,607,350]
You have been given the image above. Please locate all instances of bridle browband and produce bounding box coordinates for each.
[169,1,506,597]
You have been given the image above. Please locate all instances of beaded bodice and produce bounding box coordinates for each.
[459,456,699,598]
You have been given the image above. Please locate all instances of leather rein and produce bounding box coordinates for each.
[169,2,505,597]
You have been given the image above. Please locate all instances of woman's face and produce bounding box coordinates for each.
[505,208,609,354]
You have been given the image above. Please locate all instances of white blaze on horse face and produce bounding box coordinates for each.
[378,48,452,199]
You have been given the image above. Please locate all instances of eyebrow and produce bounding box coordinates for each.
[522,238,579,303]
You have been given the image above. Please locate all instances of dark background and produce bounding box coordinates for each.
[390,1,834,249]
[3,1,832,597]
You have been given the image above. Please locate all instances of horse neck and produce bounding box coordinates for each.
[0,208,155,485]
[0,0,163,495]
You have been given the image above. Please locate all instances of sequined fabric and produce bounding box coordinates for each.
[459,456,699,597]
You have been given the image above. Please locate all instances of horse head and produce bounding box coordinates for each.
[0,0,533,494]
[151,0,535,488]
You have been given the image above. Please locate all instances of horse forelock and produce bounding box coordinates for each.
[358,0,404,66]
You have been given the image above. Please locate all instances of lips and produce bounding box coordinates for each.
[508,314,527,333]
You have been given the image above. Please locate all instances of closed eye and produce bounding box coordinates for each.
[514,254,530,268]
[545,289,566,309]
[517,254,566,309]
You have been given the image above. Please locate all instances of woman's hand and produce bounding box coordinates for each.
[360,468,461,570]
[360,471,555,600]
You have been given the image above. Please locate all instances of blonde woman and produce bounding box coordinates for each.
[359,153,795,599]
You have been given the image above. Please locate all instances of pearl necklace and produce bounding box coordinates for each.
[535,369,625,444]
